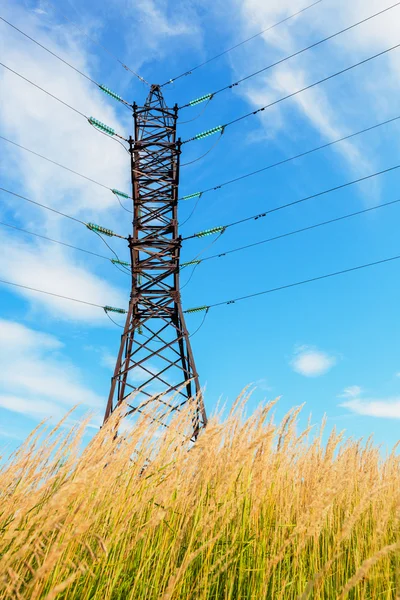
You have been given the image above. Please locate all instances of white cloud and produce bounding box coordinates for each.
[339,385,362,399]
[0,6,130,219]
[291,345,336,377]
[341,397,400,419]
[112,0,203,69]
[0,2,131,321]
[0,318,104,421]
[0,233,125,322]
[234,0,400,190]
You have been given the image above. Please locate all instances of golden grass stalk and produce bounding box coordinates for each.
[0,393,399,599]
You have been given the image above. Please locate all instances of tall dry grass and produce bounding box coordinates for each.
[0,393,400,599]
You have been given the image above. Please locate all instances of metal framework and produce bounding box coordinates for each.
[104,85,207,438]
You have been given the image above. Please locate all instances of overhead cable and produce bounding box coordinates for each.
[182,42,400,144]
[0,62,128,141]
[0,135,134,208]
[0,16,131,108]
[0,277,126,312]
[185,253,400,312]
[179,114,400,200]
[161,0,323,87]
[0,220,111,260]
[183,162,400,240]
[182,1,400,108]
[42,0,150,86]
[0,187,127,238]
[182,198,400,267]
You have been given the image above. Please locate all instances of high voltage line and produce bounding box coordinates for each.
[161,0,323,87]
[179,114,400,200]
[2,250,400,321]
[182,42,400,144]
[0,62,128,142]
[0,220,112,261]
[2,115,399,210]
[0,277,126,312]
[0,16,131,109]
[0,135,134,206]
[0,187,127,239]
[41,0,149,86]
[182,198,400,268]
[181,1,400,108]
[183,162,400,240]
[2,1,400,433]
[184,253,400,313]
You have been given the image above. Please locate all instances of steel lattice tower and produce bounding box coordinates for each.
[104,85,207,438]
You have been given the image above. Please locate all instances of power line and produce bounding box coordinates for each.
[0,15,132,108]
[183,197,400,266]
[0,186,85,224]
[0,186,127,238]
[0,135,110,190]
[42,0,150,86]
[182,42,400,144]
[161,0,323,87]
[185,253,400,312]
[0,62,128,141]
[0,135,134,209]
[0,219,110,260]
[183,162,400,240]
[0,135,133,214]
[0,61,87,119]
[181,1,400,108]
[178,114,400,200]
[0,277,113,309]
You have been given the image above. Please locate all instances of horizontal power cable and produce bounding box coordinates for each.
[0,16,132,108]
[0,219,111,260]
[0,186,127,239]
[161,0,323,87]
[182,197,400,267]
[183,162,400,240]
[181,1,400,108]
[42,0,150,86]
[182,42,400,144]
[0,135,134,206]
[0,276,127,312]
[178,114,400,200]
[185,252,400,312]
[0,61,128,141]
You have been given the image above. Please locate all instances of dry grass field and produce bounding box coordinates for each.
[1,394,400,599]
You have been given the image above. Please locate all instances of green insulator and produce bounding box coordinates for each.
[181,192,202,201]
[88,117,115,136]
[195,226,225,238]
[189,93,213,106]
[99,84,123,102]
[86,222,115,237]
[194,125,223,140]
[111,259,130,267]
[112,188,130,199]
[181,260,201,268]
[104,305,127,314]
[186,306,209,314]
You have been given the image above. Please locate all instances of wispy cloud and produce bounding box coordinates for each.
[0,318,104,420]
[234,0,400,193]
[291,345,336,377]
[339,384,400,419]
[0,233,125,322]
[341,397,400,419]
[339,385,363,399]
[0,2,131,321]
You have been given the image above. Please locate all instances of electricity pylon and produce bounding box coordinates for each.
[104,85,207,439]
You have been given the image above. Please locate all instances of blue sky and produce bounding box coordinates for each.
[1,0,400,452]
